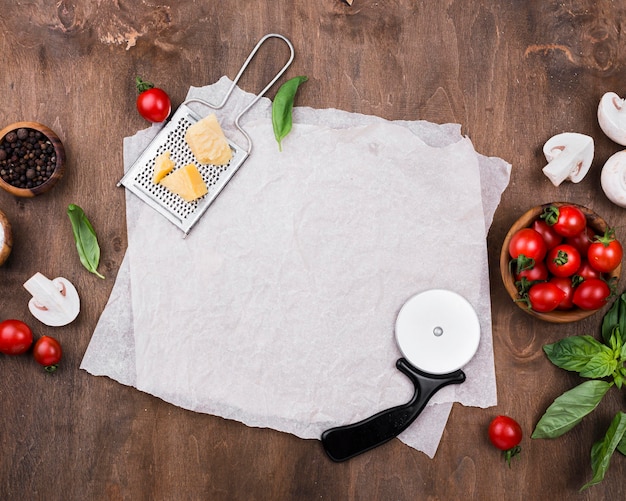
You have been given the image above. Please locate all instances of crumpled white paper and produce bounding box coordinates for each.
[81,77,511,458]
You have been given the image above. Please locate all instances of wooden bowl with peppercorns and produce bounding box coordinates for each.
[0,122,65,197]
[500,202,622,323]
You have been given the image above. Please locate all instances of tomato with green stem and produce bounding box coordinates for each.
[488,415,522,466]
[135,76,171,123]
[587,229,623,273]
[33,336,62,373]
[509,228,547,261]
[541,204,587,238]
[546,244,581,278]
[515,260,548,282]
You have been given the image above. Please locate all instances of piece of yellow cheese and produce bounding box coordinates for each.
[185,113,232,165]
[159,164,208,202]
[153,151,175,183]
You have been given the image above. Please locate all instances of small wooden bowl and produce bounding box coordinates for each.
[0,121,65,197]
[0,208,12,266]
[500,202,622,323]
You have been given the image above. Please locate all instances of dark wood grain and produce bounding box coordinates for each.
[1,0,625,499]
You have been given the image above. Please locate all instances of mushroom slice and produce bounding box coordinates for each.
[542,133,594,187]
[598,92,626,146]
[23,272,80,326]
[601,150,626,208]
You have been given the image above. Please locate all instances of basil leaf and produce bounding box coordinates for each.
[579,351,617,379]
[618,425,626,456]
[602,293,626,345]
[544,336,611,375]
[67,204,104,279]
[272,75,308,151]
[532,380,612,439]
[581,411,626,491]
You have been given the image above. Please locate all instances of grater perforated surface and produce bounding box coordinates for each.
[118,103,249,235]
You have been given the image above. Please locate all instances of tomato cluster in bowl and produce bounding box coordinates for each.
[500,203,623,323]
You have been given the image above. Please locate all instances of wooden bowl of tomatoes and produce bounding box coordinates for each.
[500,202,622,323]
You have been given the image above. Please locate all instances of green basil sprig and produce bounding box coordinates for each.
[272,75,308,152]
[532,292,626,490]
[67,204,104,279]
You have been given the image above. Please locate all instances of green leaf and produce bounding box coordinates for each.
[272,76,308,151]
[532,380,612,439]
[602,293,626,345]
[579,351,617,379]
[581,412,626,491]
[67,204,104,279]
[618,427,626,456]
[544,336,613,376]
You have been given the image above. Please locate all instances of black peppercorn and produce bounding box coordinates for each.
[0,128,57,189]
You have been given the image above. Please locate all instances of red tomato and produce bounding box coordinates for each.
[515,260,548,282]
[572,278,611,310]
[543,205,587,237]
[33,336,62,372]
[576,260,602,281]
[587,230,623,273]
[488,415,522,466]
[508,228,547,262]
[546,244,581,277]
[532,220,562,249]
[136,76,171,123]
[565,226,595,256]
[550,276,575,310]
[0,319,33,355]
[528,282,566,312]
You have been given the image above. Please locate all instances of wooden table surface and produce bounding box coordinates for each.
[1,1,625,499]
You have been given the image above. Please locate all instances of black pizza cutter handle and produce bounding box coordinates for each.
[321,357,466,462]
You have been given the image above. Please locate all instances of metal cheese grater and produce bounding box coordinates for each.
[118,34,295,235]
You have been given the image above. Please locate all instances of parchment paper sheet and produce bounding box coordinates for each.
[81,78,511,458]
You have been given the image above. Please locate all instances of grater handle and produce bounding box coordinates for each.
[184,34,294,154]
[233,34,295,153]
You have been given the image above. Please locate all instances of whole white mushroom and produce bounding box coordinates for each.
[598,92,626,146]
[601,150,626,208]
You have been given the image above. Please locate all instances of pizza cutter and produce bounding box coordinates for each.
[321,289,481,462]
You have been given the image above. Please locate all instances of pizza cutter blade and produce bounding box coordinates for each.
[321,289,481,462]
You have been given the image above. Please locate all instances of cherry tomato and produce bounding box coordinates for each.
[546,244,581,277]
[550,276,575,310]
[488,415,522,466]
[528,282,566,312]
[542,204,587,237]
[515,260,548,282]
[565,226,595,256]
[532,219,562,249]
[0,319,33,355]
[136,76,171,123]
[587,229,623,273]
[509,228,547,262]
[33,336,62,372]
[572,278,611,310]
[576,260,602,281]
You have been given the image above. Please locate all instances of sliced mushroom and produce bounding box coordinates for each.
[542,133,594,187]
[0,209,12,266]
[601,150,626,208]
[598,92,626,146]
[23,272,80,326]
